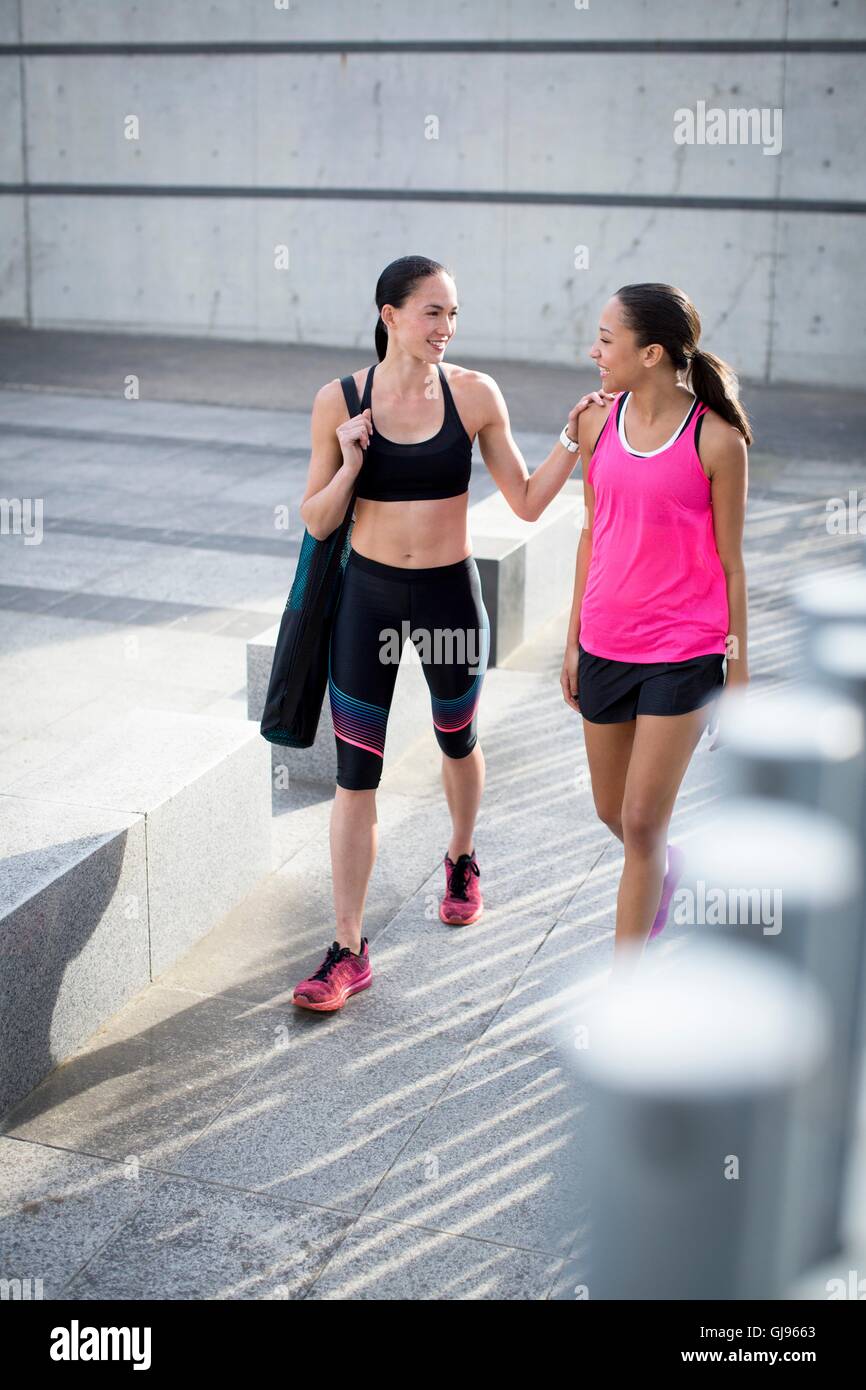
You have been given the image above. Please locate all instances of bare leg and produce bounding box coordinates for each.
[582,717,637,842]
[614,707,709,968]
[441,742,485,859]
[329,787,378,952]
[582,716,636,977]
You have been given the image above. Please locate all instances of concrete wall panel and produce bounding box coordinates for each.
[500,204,775,380]
[787,0,866,40]
[779,55,865,200]
[0,58,23,181]
[23,53,797,200]
[0,0,19,44]
[770,212,866,386]
[29,195,259,333]
[22,0,792,44]
[0,196,27,321]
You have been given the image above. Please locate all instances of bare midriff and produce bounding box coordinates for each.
[350,492,473,568]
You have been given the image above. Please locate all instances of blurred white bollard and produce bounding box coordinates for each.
[715,685,866,1262]
[815,624,866,711]
[812,625,866,1058]
[574,940,829,1300]
[679,801,861,1284]
[718,683,863,814]
[793,569,866,651]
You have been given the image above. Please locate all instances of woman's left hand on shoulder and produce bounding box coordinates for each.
[567,390,616,435]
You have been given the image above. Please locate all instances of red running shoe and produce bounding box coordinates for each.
[440,849,483,926]
[293,938,372,1011]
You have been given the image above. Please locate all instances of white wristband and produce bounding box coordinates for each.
[560,426,580,453]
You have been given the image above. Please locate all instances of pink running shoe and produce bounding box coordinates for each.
[293,938,372,1011]
[440,850,483,926]
[649,843,685,940]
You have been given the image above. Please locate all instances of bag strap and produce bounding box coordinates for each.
[312,372,361,559]
[340,372,363,417]
[281,378,361,720]
[337,373,362,524]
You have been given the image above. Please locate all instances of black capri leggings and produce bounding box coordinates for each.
[328,548,491,790]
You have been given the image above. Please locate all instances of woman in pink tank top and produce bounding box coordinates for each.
[560,283,752,977]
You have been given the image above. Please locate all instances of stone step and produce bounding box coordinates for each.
[0,707,272,1116]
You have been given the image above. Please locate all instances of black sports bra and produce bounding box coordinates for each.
[347,362,473,502]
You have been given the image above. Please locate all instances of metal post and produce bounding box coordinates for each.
[678,801,861,1284]
[718,682,863,813]
[793,569,866,652]
[574,939,829,1300]
[811,624,866,1055]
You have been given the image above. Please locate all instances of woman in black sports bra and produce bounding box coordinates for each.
[291,255,612,1012]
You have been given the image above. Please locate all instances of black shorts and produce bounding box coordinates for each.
[577,641,726,724]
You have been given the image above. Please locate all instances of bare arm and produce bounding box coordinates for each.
[566,406,599,645]
[474,374,611,523]
[702,415,749,685]
[560,404,606,710]
[298,381,372,540]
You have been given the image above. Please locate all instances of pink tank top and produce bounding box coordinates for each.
[579,390,729,663]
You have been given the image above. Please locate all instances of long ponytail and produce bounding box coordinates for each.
[374,317,389,363]
[687,348,752,444]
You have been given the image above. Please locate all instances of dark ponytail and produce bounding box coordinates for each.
[615,282,753,445]
[374,316,389,363]
[373,254,452,361]
[688,349,752,445]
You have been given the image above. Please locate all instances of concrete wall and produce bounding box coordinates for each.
[1,0,864,386]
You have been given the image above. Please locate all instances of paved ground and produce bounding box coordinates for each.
[1,329,864,1299]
